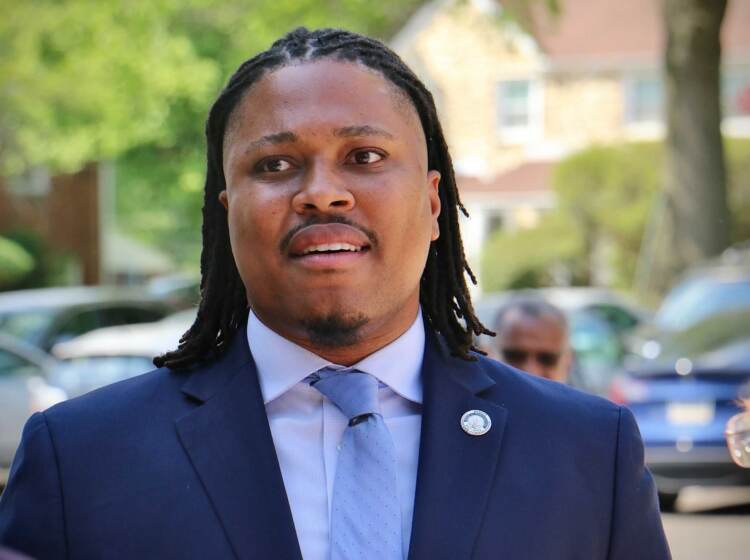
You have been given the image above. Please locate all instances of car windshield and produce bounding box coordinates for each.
[654,307,750,365]
[0,309,56,345]
[0,347,41,377]
[569,311,624,390]
[655,275,750,331]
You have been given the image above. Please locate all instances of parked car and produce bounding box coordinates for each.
[611,342,750,510]
[476,288,647,335]
[629,264,750,362]
[611,271,750,510]
[0,334,66,474]
[0,286,173,353]
[473,288,645,395]
[49,310,195,399]
[147,273,200,311]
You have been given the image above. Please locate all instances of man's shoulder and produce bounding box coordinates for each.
[471,353,621,425]
[43,366,189,428]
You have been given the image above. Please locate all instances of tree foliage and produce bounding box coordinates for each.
[0,0,219,173]
[481,139,750,294]
[0,235,34,288]
[2,0,424,264]
[481,212,585,290]
[1,0,420,173]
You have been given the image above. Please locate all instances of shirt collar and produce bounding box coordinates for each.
[247,308,425,405]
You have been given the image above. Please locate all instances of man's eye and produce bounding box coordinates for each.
[349,150,385,165]
[256,158,293,173]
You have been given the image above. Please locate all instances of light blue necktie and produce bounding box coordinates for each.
[311,367,403,560]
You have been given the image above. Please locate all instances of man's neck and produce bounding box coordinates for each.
[251,306,421,366]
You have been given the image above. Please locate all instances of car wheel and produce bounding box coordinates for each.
[658,491,678,512]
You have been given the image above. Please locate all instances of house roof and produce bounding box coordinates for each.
[527,0,750,66]
[458,161,553,194]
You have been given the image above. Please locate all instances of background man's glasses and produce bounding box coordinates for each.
[501,348,561,368]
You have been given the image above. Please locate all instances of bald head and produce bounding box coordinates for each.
[494,298,572,383]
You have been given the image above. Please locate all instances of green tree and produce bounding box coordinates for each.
[554,143,663,288]
[481,143,661,293]
[0,0,220,174]
[726,136,750,242]
[2,0,425,265]
[0,235,34,288]
[480,212,584,291]
[481,139,750,294]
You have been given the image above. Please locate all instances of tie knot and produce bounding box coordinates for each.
[311,367,381,421]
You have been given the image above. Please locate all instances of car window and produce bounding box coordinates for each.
[0,347,42,377]
[98,306,164,328]
[657,276,750,331]
[658,307,750,361]
[570,313,623,367]
[568,311,624,393]
[48,305,165,348]
[54,308,103,344]
[0,309,57,346]
[586,304,640,333]
[50,355,155,397]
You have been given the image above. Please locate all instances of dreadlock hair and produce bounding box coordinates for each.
[154,27,493,370]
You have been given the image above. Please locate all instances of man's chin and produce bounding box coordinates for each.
[300,310,369,349]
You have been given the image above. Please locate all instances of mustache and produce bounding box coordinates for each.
[279,215,379,254]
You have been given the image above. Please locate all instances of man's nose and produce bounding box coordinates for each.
[292,163,355,214]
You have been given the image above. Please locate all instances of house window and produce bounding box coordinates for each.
[723,71,750,118]
[498,80,532,129]
[625,77,663,123]
[487,213,504,237]
[496,79,541,142]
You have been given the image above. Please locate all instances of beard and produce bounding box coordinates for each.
[300,310,369,349]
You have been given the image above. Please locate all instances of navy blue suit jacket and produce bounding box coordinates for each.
[0,330,670,559]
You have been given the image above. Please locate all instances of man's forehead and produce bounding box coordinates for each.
[225,59,421,142]
[500,311,567,337]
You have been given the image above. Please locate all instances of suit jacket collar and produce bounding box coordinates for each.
[408,332,508,559]
[176,327,507,560]
[176,332,303,560]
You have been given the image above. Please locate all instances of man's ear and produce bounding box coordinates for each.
[427,170,441,241]
[218,190,229,210]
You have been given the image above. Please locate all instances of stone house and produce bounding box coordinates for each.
[392,0,750,288]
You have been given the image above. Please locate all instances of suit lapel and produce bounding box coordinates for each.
[175,334,302,560]
[408,336,508,560]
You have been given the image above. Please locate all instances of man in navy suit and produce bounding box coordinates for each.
[0,28,671,559]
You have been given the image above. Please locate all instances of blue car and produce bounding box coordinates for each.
[613,266,750,510]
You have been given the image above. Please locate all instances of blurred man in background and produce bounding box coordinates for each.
[494,298,572,383]
[726,399,750,468]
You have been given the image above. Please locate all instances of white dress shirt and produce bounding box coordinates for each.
[247,309,425,560]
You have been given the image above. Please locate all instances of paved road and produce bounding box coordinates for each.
[662,487,750,560]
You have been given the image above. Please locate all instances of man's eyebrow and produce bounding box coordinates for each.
[244,131,298,152]
[333,125,394,139]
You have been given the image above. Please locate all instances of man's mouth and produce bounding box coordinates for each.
[286,223,374,266]
[300,243,367,256]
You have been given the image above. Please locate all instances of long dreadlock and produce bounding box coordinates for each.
[155,27,493,370]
